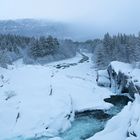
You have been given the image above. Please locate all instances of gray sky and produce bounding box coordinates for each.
[0,0,140,37]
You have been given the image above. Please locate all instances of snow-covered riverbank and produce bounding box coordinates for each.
[87,94,140,140]
[88,61,140,140]
[0,53,114,140]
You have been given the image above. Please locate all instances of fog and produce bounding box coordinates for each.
[1,0,140,38]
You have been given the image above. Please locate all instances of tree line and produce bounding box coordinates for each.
[0,34,77,67]
[93,33,140,69]
[0,33,140,69]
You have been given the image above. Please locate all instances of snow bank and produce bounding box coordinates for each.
[106,61,140,96]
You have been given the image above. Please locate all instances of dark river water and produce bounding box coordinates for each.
[11,95,132,140]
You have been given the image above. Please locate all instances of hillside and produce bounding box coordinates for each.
[0,19,72,39]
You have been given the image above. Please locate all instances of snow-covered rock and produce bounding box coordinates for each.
[109,61,132,75]
[97,70,110,87]
[107,61,140,97]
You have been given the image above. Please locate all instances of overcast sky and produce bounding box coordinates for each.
[0,0,140,38]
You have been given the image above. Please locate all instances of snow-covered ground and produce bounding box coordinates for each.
[0,53,113,140]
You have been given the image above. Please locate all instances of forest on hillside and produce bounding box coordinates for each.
[93,33,140,69]
[0,34,77,67]
[0,33,140,69]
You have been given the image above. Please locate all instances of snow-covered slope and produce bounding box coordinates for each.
[0,53,113,140]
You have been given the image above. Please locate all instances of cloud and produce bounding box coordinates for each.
[0,0,140,37]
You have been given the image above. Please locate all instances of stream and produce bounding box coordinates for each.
[59,95,132,140]
[33,95,132,140]
[59,95,128,140]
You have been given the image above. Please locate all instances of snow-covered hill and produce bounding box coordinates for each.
[0,19,72,39]
[0,53,113,140]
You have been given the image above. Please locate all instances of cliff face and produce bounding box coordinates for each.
[97,61,140,99]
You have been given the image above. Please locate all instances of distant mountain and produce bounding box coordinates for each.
[0,19,73,39]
